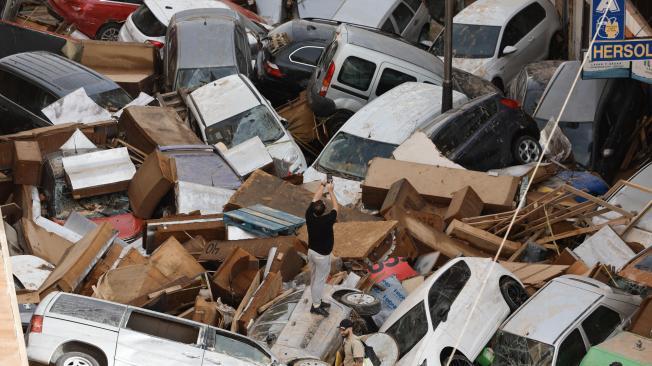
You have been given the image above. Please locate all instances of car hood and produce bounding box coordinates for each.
[451,57,493,78]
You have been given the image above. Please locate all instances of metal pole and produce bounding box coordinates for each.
[441,0,453,113]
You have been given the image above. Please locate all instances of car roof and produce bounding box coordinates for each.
[331,0,396,27]
[455,0,537,26]
[271,19,338,42]
[418,92,499,135]
[189,74,262,128]
[0,51,121,98]
[338,24,444,75]
[339,82,466,145]
[533,61,610,123]
[171,9,240,69]
[145,0,230,25]
[501,275,638,345]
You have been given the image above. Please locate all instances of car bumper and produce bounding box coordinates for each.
[306,78,336,118]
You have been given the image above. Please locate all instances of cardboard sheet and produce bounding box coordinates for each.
[362,158,520,211]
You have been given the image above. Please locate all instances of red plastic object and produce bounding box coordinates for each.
[90,213,144,240]
[500,98,521,109]
[30,315,43,333]
[368,257,418,283]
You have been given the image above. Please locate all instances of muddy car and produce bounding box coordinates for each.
[490,275,641,366]
[507,60,562,116]
[378,257,528,366]
[420,93,542,171]
[26,292,280,366]
[249,285,380,364]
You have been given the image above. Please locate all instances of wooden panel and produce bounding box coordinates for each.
[297,221,397,260]
[446,220,521,257]
[0,211,28,365]
[444,186,484,224]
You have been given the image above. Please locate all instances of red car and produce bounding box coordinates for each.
[47,0,143,41]
[48,0,267,41]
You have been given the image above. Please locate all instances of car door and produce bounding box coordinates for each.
[370,62,418,100]
[329,53,377,112]
[0,69,53,134]
[203,327,274,366]
[579,305,625,348]
[553,328,589,366]
[114,309,204,366]
[496,2,548,83]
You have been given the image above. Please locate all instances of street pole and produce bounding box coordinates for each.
[441,0,453,113]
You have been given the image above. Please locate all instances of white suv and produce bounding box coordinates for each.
[26,292,281,366]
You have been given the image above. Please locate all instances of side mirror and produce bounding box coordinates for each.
[503,45,517,55]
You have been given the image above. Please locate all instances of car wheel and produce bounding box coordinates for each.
[324,110,353,138]
[442,354,473,366]
[500,277,528,312]
[513,135,541,164]
[56,352,100,366]
[96,23,121,41]
[340,292,381,316]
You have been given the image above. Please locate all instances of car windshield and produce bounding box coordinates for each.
[176,67,238,91]
[536,119,594,167]
[316,132,397,180]
[492,330,555,366]
[204,104,284,148]
[249,291,303,345]
[432,24,501,58]
[88,88,132,112]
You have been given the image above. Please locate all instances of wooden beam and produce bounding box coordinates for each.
[535,217,630,244]
[562,185,635,218]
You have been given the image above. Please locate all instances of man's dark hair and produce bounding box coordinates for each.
[313,200,326,216]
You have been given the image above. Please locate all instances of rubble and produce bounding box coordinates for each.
[0,2,650,366]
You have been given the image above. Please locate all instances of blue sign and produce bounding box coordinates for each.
[591,0,626,41]
[591,39,652,61]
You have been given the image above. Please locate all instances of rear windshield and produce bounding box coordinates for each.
[49,294,126,327]
[89,88,133,112]
[431,97,498,154]
[132,4,166,37]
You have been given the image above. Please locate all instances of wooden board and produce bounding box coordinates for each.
[150,237,205,281]
[446,220,520,257]
[225,170,377,223]
[297,221,398,260]
[444,186,484,224]
[500,262,569,287]
[403,217,487,258]
[362,158,520,211]
[200,236,305,261]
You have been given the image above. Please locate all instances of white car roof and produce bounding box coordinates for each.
[189,74,261,128]
[501,275,637,345]
[454,0,534,26]
[331,0,396,27]
[339,82,467,145]
[145,0,229,25]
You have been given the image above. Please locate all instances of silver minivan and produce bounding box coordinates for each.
[26,292,281,366]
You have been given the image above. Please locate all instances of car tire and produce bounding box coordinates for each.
[500,277,528,312]
[96,23,121,41]
[340,292,381,316]
[324,110,353,138]
[512,135,541,165]
[442,353,473,366]
[56,351,101,366]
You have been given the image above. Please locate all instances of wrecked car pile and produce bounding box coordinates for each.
[0,1,651,366]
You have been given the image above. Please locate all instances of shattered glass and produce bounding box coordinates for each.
[204,105,284,148]
[316,132,397,180]
[492,330,554,366]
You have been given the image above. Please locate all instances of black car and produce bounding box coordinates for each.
[0,51,132,135]
[507,60,563,116]
[258,18,337,104]
[420,93,542,171]
[533,61,646,182]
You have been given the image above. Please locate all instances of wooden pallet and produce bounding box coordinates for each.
[155,89,191,126]
[224,204,305,237]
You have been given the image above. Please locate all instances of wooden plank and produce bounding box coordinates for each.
[444,186,484,224]
[0,211,28,366]
[403,217,488,259]
[536,217,630,244]
[500,262,569,286]
[297,221,398,260]
[446,220,521,256]
[562,185,635,218]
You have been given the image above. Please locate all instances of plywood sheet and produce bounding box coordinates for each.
[297,221,397,260]
[500,262,569,286]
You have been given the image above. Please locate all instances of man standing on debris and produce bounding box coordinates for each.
[305,179,339,316]
[339,319,364,366]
